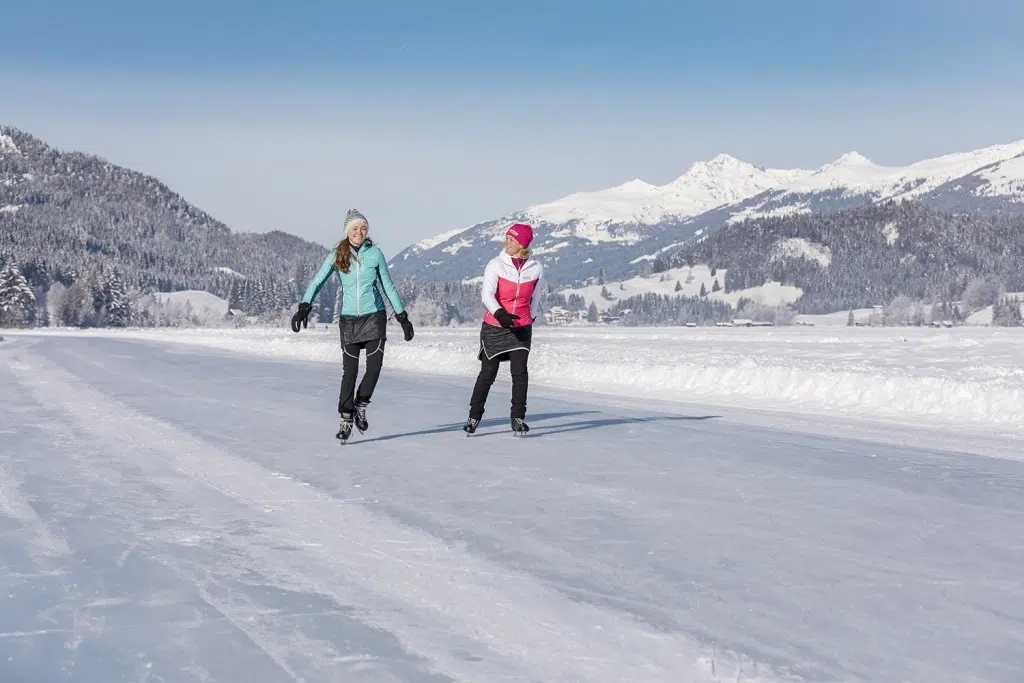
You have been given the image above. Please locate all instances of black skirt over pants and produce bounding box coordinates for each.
[470,322,532,420]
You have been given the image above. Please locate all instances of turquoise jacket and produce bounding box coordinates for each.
[302,242,405,317]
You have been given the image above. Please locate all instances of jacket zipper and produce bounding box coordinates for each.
[356,254,362,316]
[513,258,522,323]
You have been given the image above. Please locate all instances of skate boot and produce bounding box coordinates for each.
[511,417,529,437]
[336,413,354,443]
[463,416,480,436]
[354,401,369,433]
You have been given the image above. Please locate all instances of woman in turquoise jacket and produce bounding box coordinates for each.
[291,209,414,442]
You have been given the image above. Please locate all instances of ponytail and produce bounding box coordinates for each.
[333,237,374,273]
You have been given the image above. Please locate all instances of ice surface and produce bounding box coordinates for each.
[15,325,1024,441]
[1,333,1023,682]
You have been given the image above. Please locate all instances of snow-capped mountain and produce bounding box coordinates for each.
[725,140,1024,224]
[390,139,1024,286]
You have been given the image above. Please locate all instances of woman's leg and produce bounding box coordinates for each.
[338,343,362,416]
[468,354,501,420]
[355,338,386,405]
[508,349,529,420]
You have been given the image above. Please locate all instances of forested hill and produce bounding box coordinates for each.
[667,200,1024,313]
[0,125,337,320]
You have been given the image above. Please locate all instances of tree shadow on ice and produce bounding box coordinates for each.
[349,411,599,445]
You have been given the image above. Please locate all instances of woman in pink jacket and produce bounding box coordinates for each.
[463,223,544,437]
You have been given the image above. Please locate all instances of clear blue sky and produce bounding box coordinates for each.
[3,0,1024,251]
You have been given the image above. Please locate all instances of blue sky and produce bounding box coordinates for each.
[4,0,1024,251]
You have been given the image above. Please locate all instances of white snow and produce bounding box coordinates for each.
[520,154,810,240]
[736,139,1024,221]
[770,237,832,267]
[213,266,246,278]
[558,265,802,309]
[152,290,230,316]
[975,153,1024,200]
[409,137,1024,257]
[0,134,20,155]
[966,294,1024,325]
[441,237,474,255]
[0,204,22,214]
[411,226,472,252]
[882,220,900,245]
[727,200,812,224]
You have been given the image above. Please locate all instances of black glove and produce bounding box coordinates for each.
[395,310,414,341]
[290,302,312,333]
[493,308,519,329]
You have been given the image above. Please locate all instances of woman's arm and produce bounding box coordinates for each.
[481,259,500,313]
[302,250,337,304]
[529,265,544,322]
[374,248,406,315]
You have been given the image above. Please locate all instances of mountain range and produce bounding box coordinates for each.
[389,140,1024,286]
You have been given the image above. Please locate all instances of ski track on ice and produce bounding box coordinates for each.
[4,343,778,683]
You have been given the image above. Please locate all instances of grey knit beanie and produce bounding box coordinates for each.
[344,208,368,230]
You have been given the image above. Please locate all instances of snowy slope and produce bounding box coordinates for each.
[523,154,810,235]
[556,265,802,310]
[152,290,231,316]
[728,140,1024,223]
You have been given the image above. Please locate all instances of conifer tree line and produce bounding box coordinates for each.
[667,199,1024,322]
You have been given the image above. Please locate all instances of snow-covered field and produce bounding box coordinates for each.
[6,324,1024,451]
[557,265,804,309]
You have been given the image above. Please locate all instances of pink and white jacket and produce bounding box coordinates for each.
[481,251,544,328]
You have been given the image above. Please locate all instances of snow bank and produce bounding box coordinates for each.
[17,325,1024,434]
[152,290,230,316]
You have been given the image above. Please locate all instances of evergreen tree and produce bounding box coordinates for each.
[0,261,36,327]
[587,301,599,322]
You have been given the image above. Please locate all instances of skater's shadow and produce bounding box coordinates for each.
[349,411,599,445]
[348,410,720,445]
[471,414,721,439]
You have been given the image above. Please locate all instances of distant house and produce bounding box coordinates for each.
[544,306,578,325]
[725,318,773,327]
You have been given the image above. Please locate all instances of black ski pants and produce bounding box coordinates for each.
[338,338,385,415]
[469,349,529,420]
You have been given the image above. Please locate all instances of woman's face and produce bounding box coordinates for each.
[504,234,522,256]
[347,221,368,246]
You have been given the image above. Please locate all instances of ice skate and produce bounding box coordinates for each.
[336,413,354,443]
[354,401,369,433]
[511,417,529,437]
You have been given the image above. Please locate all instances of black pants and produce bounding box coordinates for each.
[338,338,385,415]
[469,349,529,420]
